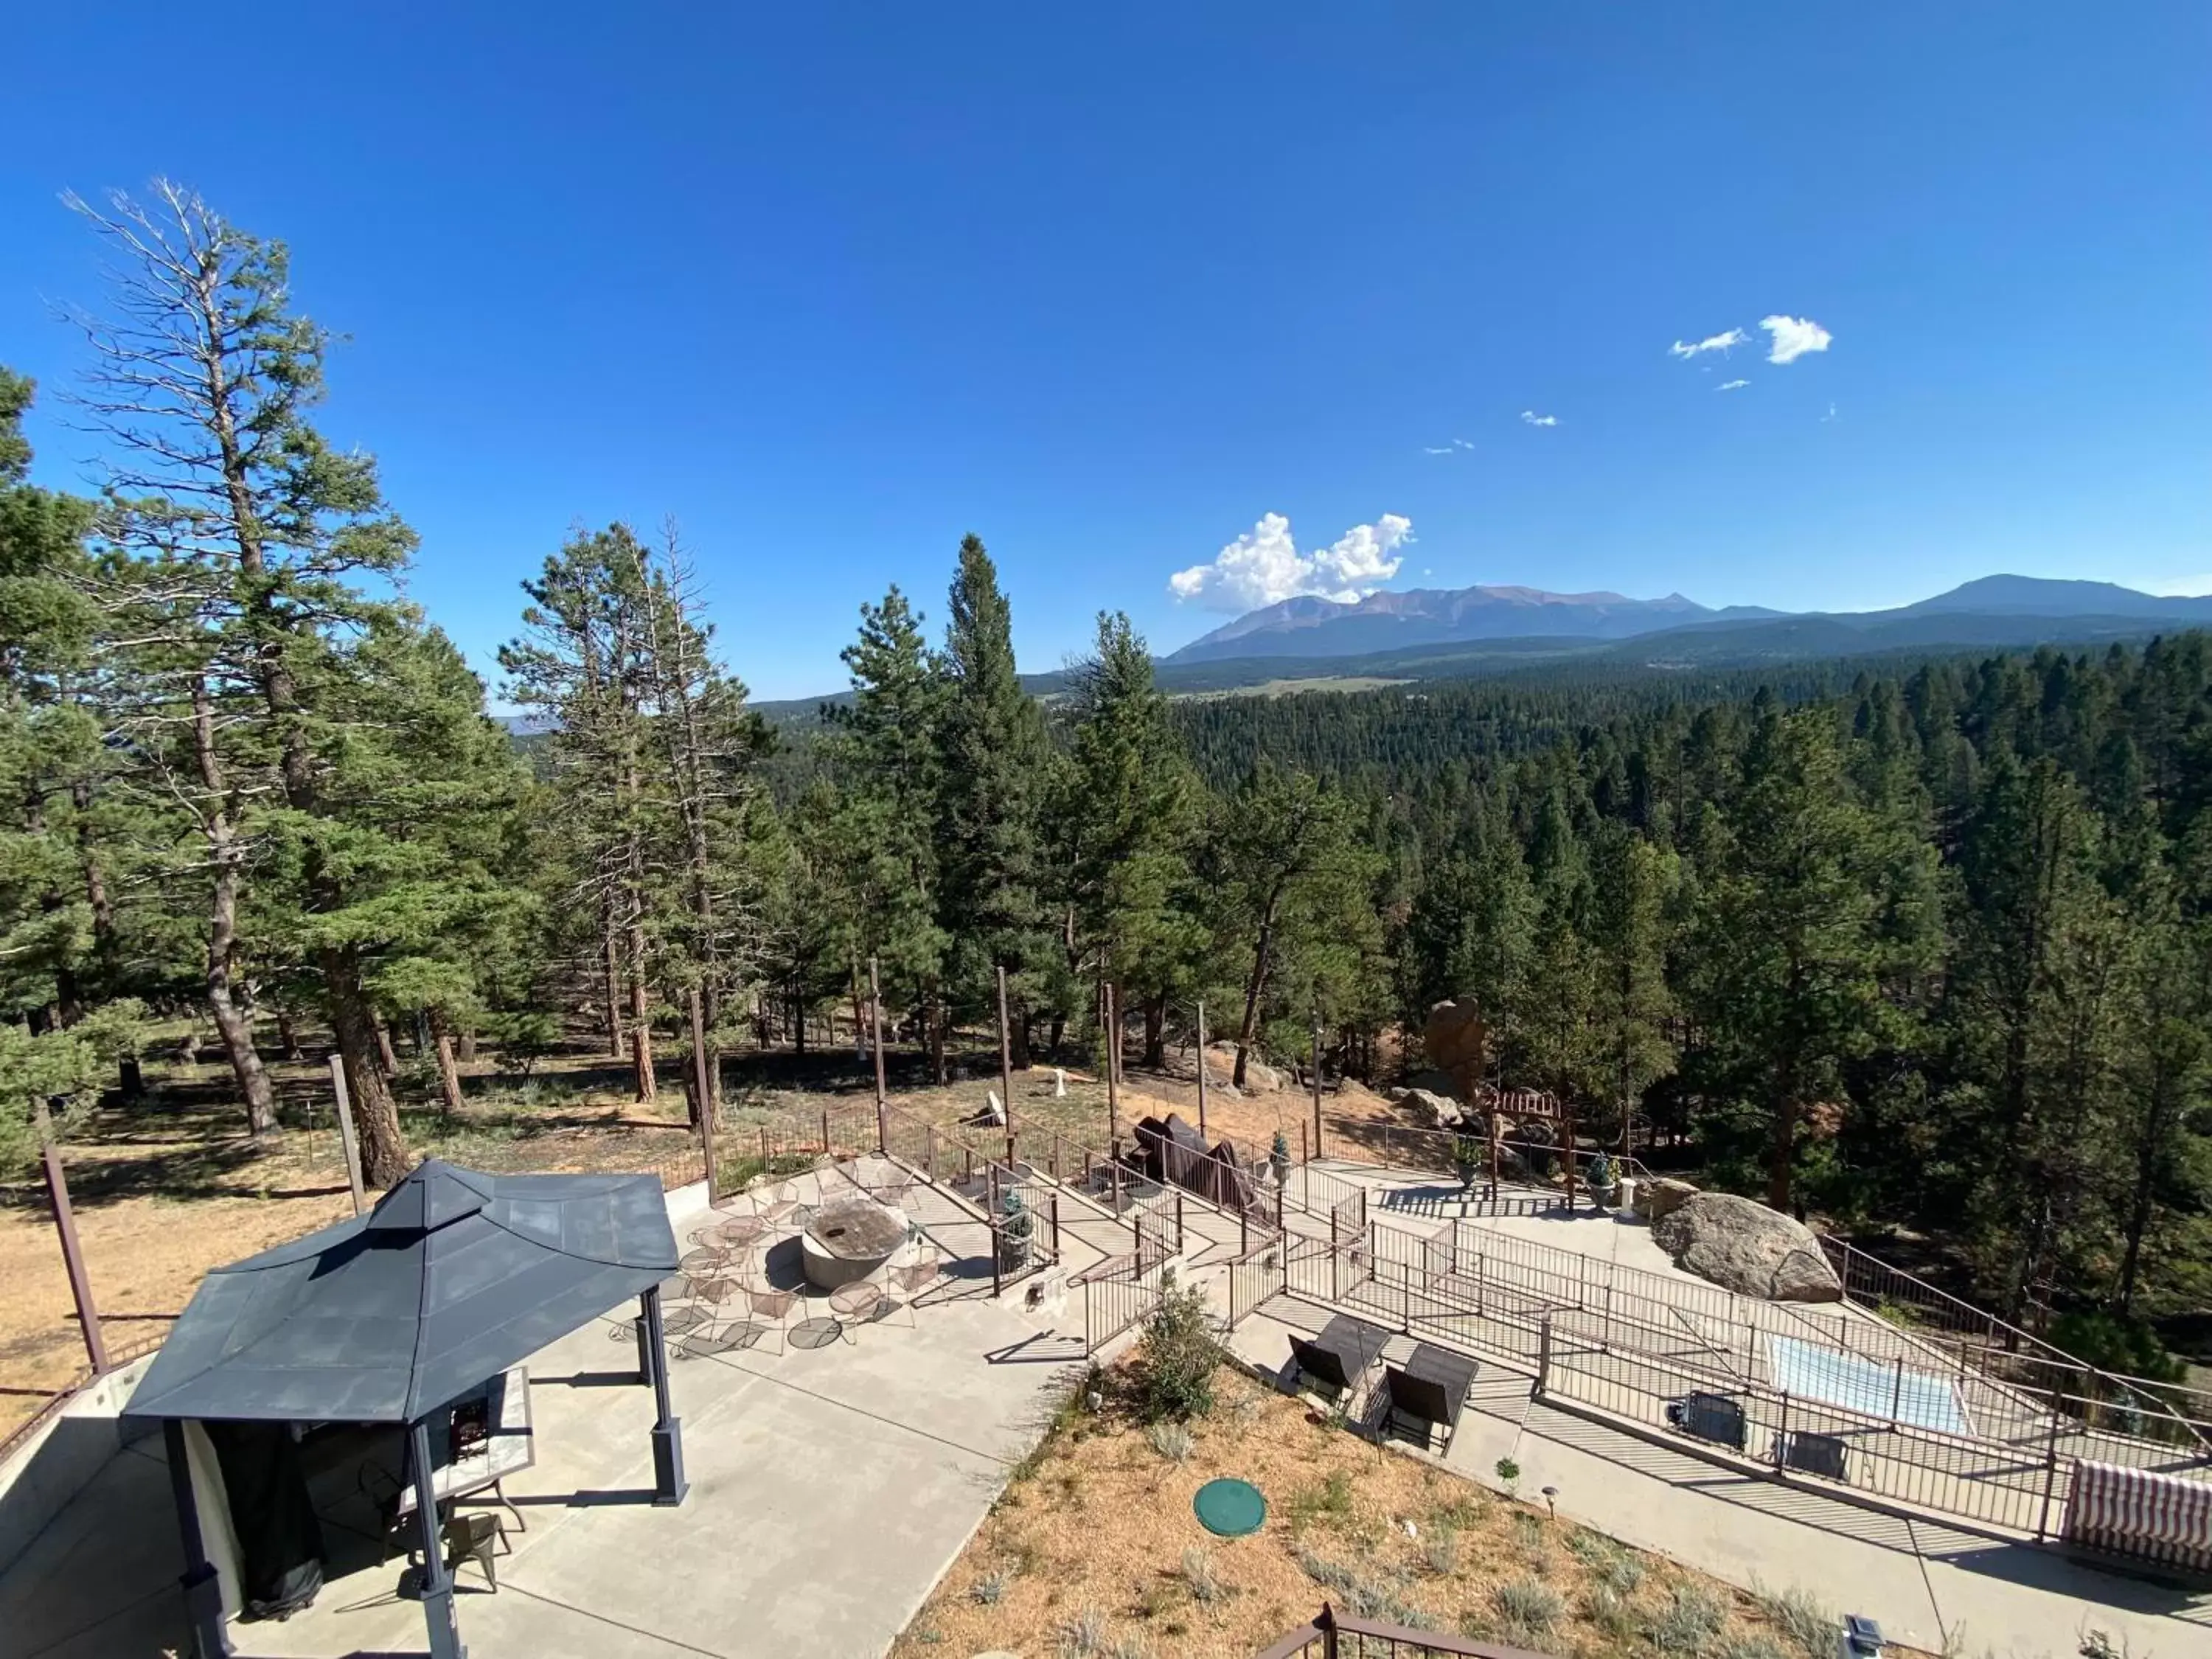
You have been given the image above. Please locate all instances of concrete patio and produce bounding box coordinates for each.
[5,1171,1086,1659]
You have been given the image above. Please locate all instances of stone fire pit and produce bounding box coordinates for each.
[801,1194,908,1290]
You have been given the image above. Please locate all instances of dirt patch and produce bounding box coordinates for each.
[891,1364,1909,1659]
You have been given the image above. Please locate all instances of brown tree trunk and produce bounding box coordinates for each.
[929,989,947,1085]
[325,950,409,1186]
[430,1011,466,1118]
[189,679,277,1134]
[274,1002,304,1062]
[793,990,807,1055]
[602,908,625,1059]
[1143,994,1166,1071]
[629,930,656,1104]
[374,1017,399,1077]
[1234,914,1276,1090]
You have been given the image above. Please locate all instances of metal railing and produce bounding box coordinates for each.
[1265,1210,2212,1543]
[1821,1236,2212,1448]
[1315,1113,1653,1195]
[1258,1603,1551,1659]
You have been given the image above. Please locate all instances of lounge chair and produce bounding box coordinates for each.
[1382,1343,1478,1452]
[1666,1390,1748,1451]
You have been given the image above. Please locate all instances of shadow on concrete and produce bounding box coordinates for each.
[507,1488,658,1509]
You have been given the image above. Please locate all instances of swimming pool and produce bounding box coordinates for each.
[1764,1335,1972,1437]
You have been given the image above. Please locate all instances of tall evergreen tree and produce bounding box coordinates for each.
[935,535,1051,1059]
[65,184,430,1172]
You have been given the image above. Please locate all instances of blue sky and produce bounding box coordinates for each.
[4,5,2206,700]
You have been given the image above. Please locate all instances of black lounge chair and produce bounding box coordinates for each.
[1383,1343,1478,1451]
[1666,1390,1748,1451]
[1288,1314,1388,1402]
[1775,1430,1851,1483]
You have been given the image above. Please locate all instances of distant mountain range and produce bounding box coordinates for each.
[544,574,2212,733]
[1165,574,2212,664]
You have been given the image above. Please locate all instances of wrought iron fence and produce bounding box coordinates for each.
[1257,1603,1551,1659]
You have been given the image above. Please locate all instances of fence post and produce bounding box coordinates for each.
[821,1108,830,1161]
[2036,1390,2064,1543]
[1889,1354,1907,1425]
[1775,1394,1790,1470]
[690,985,720,1203]
[1195,999,1208,1138]
[1240,1204,1249,1256]
[1310,1011,1324,1162]
[1329,1208,1340,1301]
[1051,1194,1062,1259]
[1536,1313,1552,1400]
[1301,1120,1309,1166]
[925,1125,936,1183]
[1175,1189,1185,1253]
[327,1054,365,1217]
[33,1099,107,1375]
[997,964,1016,1165]
[869,956,888,1154]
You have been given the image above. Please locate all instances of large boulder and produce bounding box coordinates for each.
[1650,1193,1841,1303]
[1401,1067,1461,1101]
[1423,998,1488,1094]
[1396,1088,1464,1132]
[1208,1041,1281,1093]
[1635,1176,1700,1222]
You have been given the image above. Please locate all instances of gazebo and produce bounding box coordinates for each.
[124,1158,686,1659]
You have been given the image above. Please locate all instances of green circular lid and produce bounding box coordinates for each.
[1193,1477,1266,1537]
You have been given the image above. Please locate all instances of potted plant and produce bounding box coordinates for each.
[1587,1152,1617,1211]
[1453,1130,1481,1192]
[998,1188,1034,1272]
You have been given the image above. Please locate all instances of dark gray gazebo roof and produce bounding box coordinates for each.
[125,1160,679,1425]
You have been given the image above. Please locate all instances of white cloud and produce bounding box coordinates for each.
[1761,314,1832,364]
[1422,445,1455,455]
[1520,410,1559,428]
[1716,378,1749,392]
[1669,327,1748,359]
[1168,512,1413,612]
[1821,401,1837,422]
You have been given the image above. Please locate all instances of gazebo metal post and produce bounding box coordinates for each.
[641,1284,688,1505]
[161,1420,233,1659]
[408,1417,465,1659]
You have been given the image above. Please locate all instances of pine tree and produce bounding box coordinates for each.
[1060,613,1202,1071]
[821,587,948,1071]
[935,535,1050,1059]
[1695,709,1888,1211]
[64,184,421,1165]
[1587,827,1676,1152]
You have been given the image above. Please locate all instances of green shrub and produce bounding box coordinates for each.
[1649,1585,1727,1655]
[1130,1270,1217,1422]
[1146,1421,1194,1464]
[1180,1546,1225,1605]
[1750,1581,1839,1659]
[1491,1577,1563,1635]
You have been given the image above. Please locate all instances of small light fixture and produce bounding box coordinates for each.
[1540,1484,1559,1521]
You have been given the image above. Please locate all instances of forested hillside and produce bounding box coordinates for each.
[4,186,2207,1371]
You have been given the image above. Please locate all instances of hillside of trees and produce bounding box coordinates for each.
[4,186,2208,1371]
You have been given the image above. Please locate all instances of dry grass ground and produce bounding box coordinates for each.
[890,1363,1912,1659]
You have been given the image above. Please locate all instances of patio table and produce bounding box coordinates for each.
[396,1365,535,1520]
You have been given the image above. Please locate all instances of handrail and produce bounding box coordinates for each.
[1257,1601,1554,1659]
